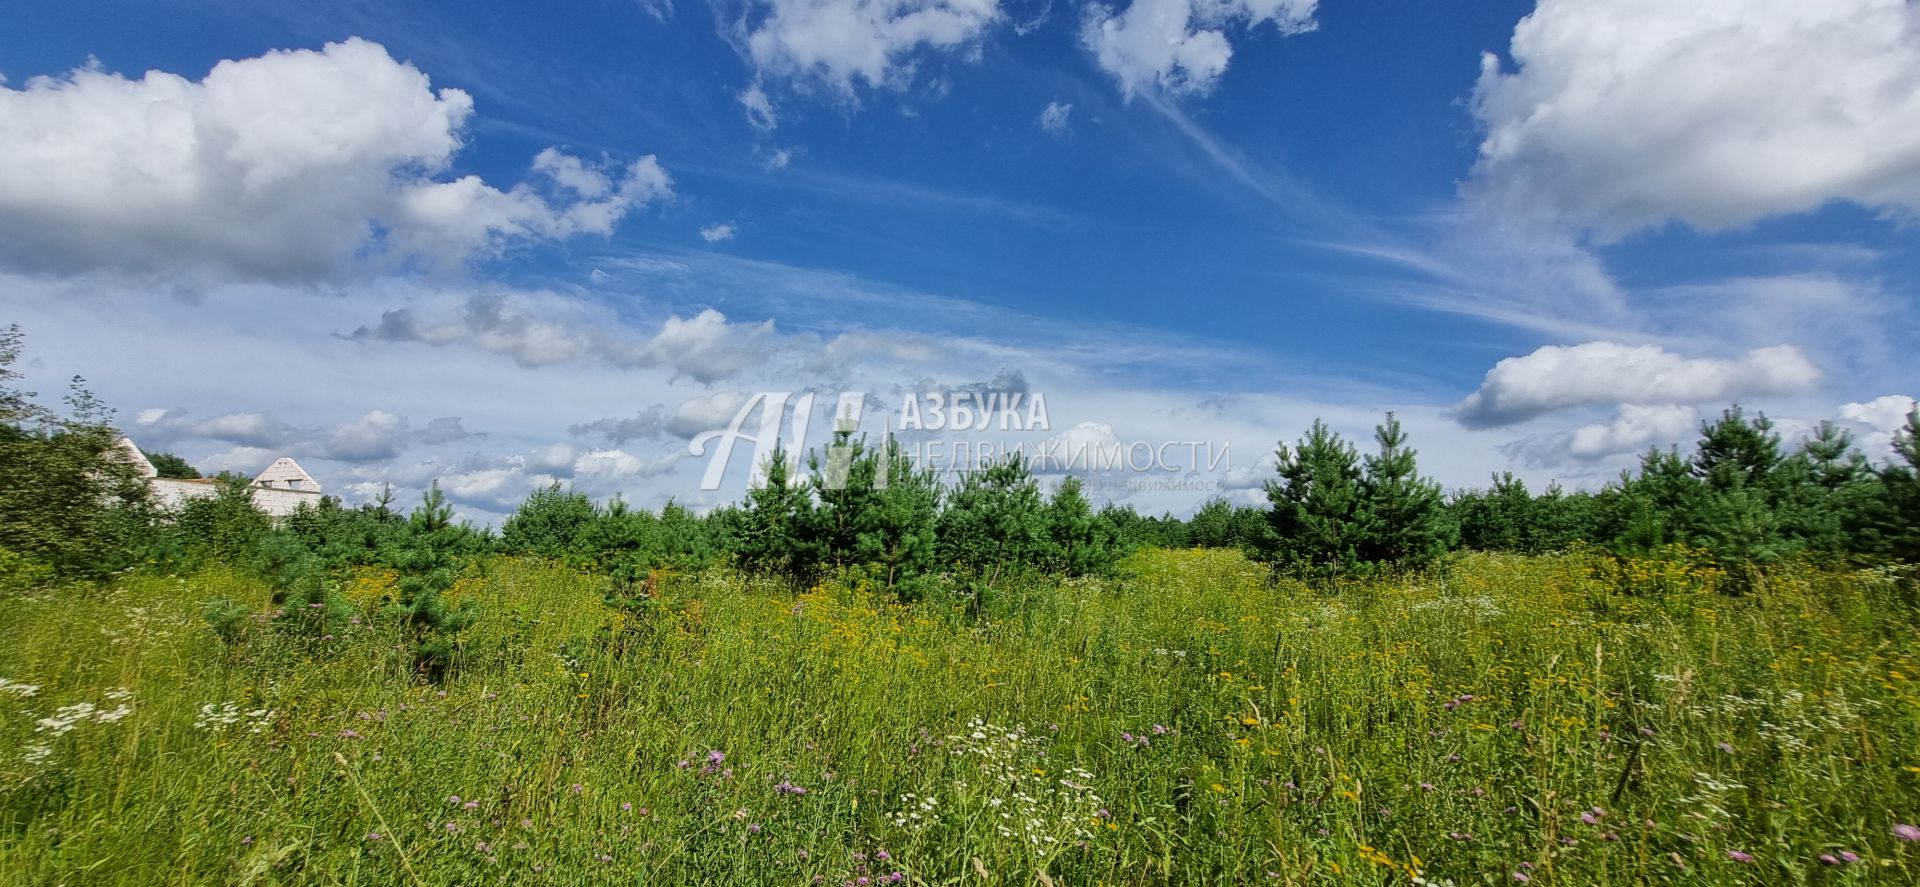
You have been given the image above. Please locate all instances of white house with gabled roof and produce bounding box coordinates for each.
[116,438,325,518]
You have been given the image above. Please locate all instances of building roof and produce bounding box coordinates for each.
[253,457,321,493]
[114,437,158,479]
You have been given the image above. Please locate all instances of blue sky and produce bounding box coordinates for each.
[3,0,1917,522]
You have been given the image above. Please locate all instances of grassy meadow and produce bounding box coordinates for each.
[3,549,1919,885]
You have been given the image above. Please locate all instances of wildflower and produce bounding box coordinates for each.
[1841,851,1859,862]
[1894,823,1920,842]
[1511,873,1529,883]
[463,800,479,810]
[621,802,632,811]
[1726,850,1753,863]
[747,822,762,833]
[1819,854,1840,865]
[448,795,462,805]
[1716,742,1734,754]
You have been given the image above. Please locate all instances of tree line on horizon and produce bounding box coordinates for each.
[6,323,1920,604]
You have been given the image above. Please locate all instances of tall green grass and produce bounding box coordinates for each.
[2,550,1918,885]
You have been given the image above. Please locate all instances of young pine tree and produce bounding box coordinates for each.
[737,444,816,586]
[938,454,1047,579]
[386,483,481,680]
[1042,475,1116,577]
[808,425,882,572]
[1356,412,1455,572]
[1451,472,1534,553]
[854,436,942,598]
[1774,421,1877,558]
[1689,407,1793,571]
[1879,406,1920,563]
[499,483,598,560]
[1264,420,1365,577]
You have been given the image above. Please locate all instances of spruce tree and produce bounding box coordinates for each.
[1452,472,1533,552]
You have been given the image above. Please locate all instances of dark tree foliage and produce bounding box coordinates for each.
[385,483,482,680]
[1099,504,1188,551]
[499,483,598,559]
[1356,413,1456,571]
[937,454,1048,580]
[1880,407,1920,563]
[173,476,273,566]
[1041,476,1119,577]
[1187,497,1271,556]
[855,437,942,597]
[737,444,816,586]
[807,425,883,573]
[1451,475,1599,554]
[143,450,199,479]
[0,325,154,582]
[281,493,410,570]
[1264,420,1366,577]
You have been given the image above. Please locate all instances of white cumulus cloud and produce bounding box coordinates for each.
[1565,404,1699,460]
[1840,395,1918,432]
[1470,0,1920,236]
[745,0,1002,93]
[700,223,737,242]
[0,38,669,282]
[1456,342,1822,428]
[1082,0,1317,98]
